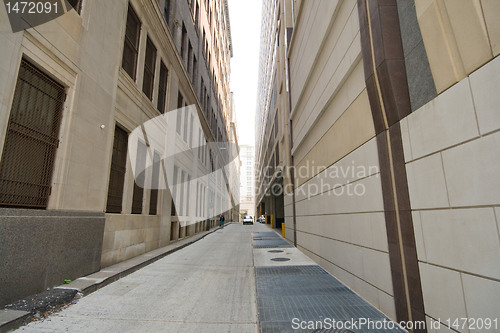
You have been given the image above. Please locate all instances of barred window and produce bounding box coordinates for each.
[157,61,168,113]
[142,37,157,100]
[0,59,65,208]
[149,152,160,215]
[106,126,128,213]
[171,165,178,216]
[122,4,141,80]
[176,92,183,134]
[131,141,147,214]
[163,0,170,24]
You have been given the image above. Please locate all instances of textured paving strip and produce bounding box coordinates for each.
[252,231,294,249]
[252,232,406,333]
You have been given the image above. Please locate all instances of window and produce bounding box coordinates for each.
[66,0,83,14]
[157,61,168,113]
[0,59,65,208]
[201,186,205,215]
[209,7,212,27]
[195,2,200,28]
[186,174,191,216]
[131,141,147,214]
[176,92,183,134]
[181,23,187,64]
[187,42,193,76]
[142,37,157,100]
[192,56,197,83]
[196,182,199,216]
[122,4,141,80]
[106,125,128,213]
[180,170,185,215]
[164,0,170,24]
[200,77,204,104]
[172,165,178,215]
[149,152,161,215]
[183,106,188,142]
[202,29,206,58]
[189,114,194,148]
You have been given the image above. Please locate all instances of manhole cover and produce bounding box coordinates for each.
[270,257,290,262]
[268,250,284,253]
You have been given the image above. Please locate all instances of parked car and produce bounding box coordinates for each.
[243,215,254,225]
[257,215,266,223]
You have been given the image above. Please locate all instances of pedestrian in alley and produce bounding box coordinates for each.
[220,215,225,227]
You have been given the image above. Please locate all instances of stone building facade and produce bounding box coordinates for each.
[239,144,255,218]
[0,0,234,306]
[255,0,500,330]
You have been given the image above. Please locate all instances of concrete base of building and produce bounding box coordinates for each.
[0,208,105,307]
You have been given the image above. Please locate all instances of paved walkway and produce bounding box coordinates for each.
[15,223,267,333]
[13,223,406,333]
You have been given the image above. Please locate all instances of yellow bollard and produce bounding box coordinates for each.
[282,222,285,238]
[270,215,274,229]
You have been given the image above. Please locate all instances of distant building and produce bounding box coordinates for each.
[239,145,255,218]
[0,0,234,306]
[228,93,240,221]
[256,0,500,327]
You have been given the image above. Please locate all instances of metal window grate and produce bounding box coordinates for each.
[157,62,168,114]
[149,152,160,215]
[0,59,65,208]
[176,93,183,134]
[106,126,128,213]
[142,37,157,100]
[131,141,147,214]
[122,4,141,80]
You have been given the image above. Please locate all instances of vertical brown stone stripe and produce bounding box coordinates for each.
[357,0,426,331]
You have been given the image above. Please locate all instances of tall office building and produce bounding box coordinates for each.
[256,0,500,329]
[0,0,235,306]
[239,145,255,218]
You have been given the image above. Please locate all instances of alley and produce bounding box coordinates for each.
[15,223,266,333]
[13,222,409,333]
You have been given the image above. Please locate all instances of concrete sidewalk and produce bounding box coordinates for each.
[1,224,229,333]
[8,222,263,333]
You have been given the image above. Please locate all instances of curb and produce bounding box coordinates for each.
[0,224,228,332]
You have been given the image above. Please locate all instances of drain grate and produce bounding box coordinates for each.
[255,265,406,333]
[313,329,355,333]
[271,257,290,262]
[268,250,284,253]
[252,232,279,238]
[253,244,294,249]
[253,239,292,247]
